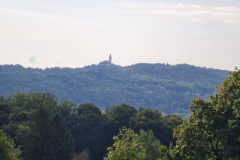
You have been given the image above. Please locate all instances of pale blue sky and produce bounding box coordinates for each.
[0,0,240,70]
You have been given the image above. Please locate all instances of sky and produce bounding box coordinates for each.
[0,0,240,70]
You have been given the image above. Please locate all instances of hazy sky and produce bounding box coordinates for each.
[1,0,240,70]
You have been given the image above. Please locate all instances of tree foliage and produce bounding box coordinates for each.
[24,94,74,160]
[70,103,104,160]
[107,128,166,160]
[0,64,228,114]
[0,93,74,160]
[0,93,183,160]
[107,128,146,160]
[132,108,174,145]
[173,69,240,159]
[106,104,137,129]
[0,130,21,160]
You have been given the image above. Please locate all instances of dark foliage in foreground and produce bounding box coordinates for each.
[0,93,181,160]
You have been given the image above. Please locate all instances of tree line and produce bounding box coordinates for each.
[1,69,240,160]
[0,93,181,160]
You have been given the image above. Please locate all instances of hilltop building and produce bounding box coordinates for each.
[109,54,112,63]
[98,54,113,66]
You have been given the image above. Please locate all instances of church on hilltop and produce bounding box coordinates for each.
[98,54,113,66]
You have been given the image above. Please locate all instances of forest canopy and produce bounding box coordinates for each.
[0,63,228,114]
[0,69,240,160]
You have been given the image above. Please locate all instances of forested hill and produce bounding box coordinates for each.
[0,63,228,114]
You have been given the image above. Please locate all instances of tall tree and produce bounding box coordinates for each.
[0,96,11,128]
[106,104,137,137]
[23,93,74,160]
[25,107,74,160]
[107,128,165,160]
[132,108,174,146]
[107,128,146,160]
[58,101,77,126]
[70,103,103,160]
[173,69,240,159]
[2,93,59,158]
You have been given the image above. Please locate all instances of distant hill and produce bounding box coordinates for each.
[0,63,229,114]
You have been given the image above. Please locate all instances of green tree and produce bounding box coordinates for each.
[173,69,240,159]
[132,108,174,146]
[1,93,59,159]
[104,104,138,156]
[106,104,137,128]
[164,115,183,127]
[0,96,11,128]
[70,103,103,160]
[25,106,74,160]
[58,101,77,124]
[105,104,137,140]
[107,128,165,160]
[0,130,21,160]
[138,130,163,160]
[107,128,146,160]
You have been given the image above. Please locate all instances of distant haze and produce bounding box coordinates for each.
[1,0,240,70]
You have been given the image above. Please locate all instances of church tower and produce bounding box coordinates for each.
[109,54,112,63]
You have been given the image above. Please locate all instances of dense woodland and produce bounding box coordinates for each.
[0,93,181,160]
[0,63,228,114]
[1,69,240,160]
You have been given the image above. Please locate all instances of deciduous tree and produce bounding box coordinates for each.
[107,128,165,160]
[173,69,240,159]
[0,130,21,160]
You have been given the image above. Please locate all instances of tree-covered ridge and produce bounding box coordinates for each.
[0,63,228,114]
[1,69,240,160]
